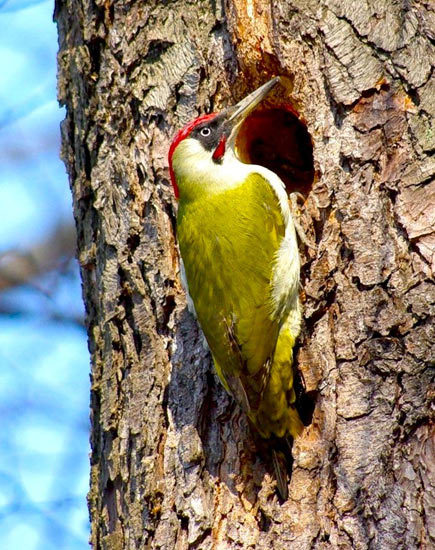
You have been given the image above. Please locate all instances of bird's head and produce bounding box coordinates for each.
[168,77,280,199]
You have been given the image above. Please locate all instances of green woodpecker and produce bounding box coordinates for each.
[168,77,303,497]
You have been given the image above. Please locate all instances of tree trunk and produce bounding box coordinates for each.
[56,0,434,548]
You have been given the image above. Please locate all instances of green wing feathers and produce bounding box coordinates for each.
[177,172,302,439]
[252,322,303,438]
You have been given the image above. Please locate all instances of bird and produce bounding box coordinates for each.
[168,77,303,499]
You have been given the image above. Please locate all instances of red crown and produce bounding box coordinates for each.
[168,113,217,198]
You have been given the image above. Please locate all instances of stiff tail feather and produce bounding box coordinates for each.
[271,435,294,501]
[272,448,288,500]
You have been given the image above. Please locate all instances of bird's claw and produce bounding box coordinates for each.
[288,193,316,250]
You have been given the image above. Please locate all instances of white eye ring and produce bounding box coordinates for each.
[200,127,211,137]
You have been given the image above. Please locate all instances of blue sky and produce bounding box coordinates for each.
[0,1,90,548]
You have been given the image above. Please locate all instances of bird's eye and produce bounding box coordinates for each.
[200,127,211,137]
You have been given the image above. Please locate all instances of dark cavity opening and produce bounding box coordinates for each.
[236,108,314,197]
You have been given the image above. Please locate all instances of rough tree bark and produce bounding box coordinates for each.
[56,0,434,548]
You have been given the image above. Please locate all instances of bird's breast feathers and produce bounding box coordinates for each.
[176,153,300,324]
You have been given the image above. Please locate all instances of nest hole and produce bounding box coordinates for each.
[235,107,314,197]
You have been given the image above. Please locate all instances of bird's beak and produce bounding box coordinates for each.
[226,77,281,146]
